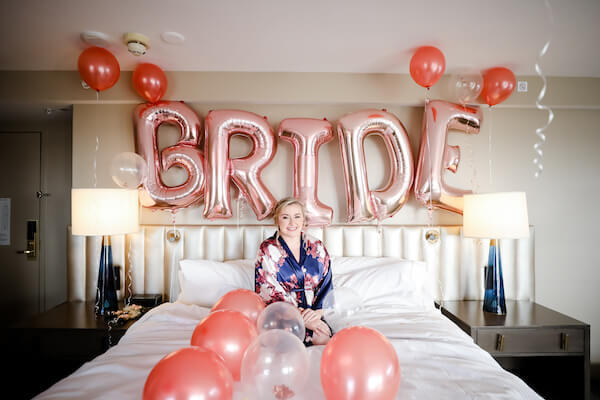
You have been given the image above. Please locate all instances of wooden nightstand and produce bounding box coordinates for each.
[8,301,138,399]
[440,300,590,400]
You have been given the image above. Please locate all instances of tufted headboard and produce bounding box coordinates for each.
[67,224,535,303]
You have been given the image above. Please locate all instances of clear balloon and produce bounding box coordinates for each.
[322,287,362,332]
[143,346,233,400]
[256,301,305,342]
[77,46,120,92]
[204,110,277,220]
[414,100,482,214]
[110,152,147,188]
[278,118,334,227]
[241,330,309,400]
[481,67,516,106]
[211,289,266,325]
[190,310,258,381]
[449,72,483,105]
[321,326,401,400]
[409,46,446,88]
[133,101,205,210]
[337,109,414,223]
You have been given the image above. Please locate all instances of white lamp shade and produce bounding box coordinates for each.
[463,192,529,239]
[72,188,139,236]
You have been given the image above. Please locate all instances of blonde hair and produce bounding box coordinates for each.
[273,197,307,247]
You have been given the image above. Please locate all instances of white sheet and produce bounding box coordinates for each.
[35,302,542,400]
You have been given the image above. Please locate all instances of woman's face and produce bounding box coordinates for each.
[277,203,304,241]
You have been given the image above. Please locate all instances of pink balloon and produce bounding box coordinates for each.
[409,46,446,88]
[414,100,482,214]
[134,101,205,210]
[211,289,265,325]
[321,326,401,400]
[191,310,258,381]
[278,118,334,226]
[337,109,414,223]
[143,346,233,400]
[204,110,277,220]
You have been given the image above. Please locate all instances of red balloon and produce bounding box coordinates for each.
[143,346,233,400]
[133,63,168,103]
[321,326,401,400]
[481,67,516,106]
[77,46,120,92]
[211,289,265,325]
[409,46,445,88]
[191,310,258,381]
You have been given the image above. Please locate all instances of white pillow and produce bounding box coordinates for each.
[331,257,435,311]
[177,259,255,307]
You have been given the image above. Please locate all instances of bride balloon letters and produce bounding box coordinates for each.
[132,101,482,224]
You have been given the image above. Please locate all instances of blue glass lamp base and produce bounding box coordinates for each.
[96,236,119,316]
[483,239,506,315]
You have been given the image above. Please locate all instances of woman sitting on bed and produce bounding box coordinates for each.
[255,197,333,345]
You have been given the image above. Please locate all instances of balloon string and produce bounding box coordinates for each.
[534,0,554,179]
[488,107,493,187]
[425,91,433,228]
[126,237,133,306]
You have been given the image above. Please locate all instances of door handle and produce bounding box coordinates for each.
[17,250,34,254]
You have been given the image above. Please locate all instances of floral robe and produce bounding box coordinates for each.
[255,233,332,312]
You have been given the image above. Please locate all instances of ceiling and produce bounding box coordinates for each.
[0,0,599,77]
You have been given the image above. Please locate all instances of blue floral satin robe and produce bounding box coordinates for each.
[255,233,332,313]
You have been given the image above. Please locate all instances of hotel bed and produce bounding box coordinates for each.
[39,224,540,399]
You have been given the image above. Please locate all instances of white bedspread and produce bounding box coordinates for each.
[35,302,542,400]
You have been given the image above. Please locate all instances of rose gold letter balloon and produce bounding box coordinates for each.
[134,101,205,210]
[337,110,414,223]
[204,110,277,220]
[278,118,334,226]
[321,326,401,400]
[414,100,482,214]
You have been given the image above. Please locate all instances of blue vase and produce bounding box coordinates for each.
[483,239,506,314]
[96,236,118,315]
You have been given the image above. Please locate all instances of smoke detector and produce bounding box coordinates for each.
[123,32,150,56]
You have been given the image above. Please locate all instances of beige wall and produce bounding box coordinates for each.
[2,71,599,363]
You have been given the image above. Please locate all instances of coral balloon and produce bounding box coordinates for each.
[77,46,120,92]
[211,289,266,325]
[133,63,168,103]
[191,310,258,381]
[481,67,516,106]
[143,346,233,400]
[409,46,445,88]
[321,326,401,400]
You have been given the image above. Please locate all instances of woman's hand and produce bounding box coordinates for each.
[300,308,331,337]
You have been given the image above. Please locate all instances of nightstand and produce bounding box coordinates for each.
[8,301,138,399]
[440,300,590,400]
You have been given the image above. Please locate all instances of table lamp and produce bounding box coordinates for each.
[72,188,139,315]
[463,192,529,315]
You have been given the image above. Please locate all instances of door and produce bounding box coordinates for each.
[0,132,41,327]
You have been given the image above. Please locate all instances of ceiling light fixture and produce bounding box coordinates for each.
[80,31,111,47]
[123,32,150,56]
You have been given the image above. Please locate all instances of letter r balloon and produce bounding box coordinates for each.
[278,118,334,227]
[204,110,277,220]
[414,100,482,214]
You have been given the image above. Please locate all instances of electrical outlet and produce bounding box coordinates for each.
[517,81,528,92]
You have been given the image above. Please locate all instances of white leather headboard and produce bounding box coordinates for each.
[67,224,535,303]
